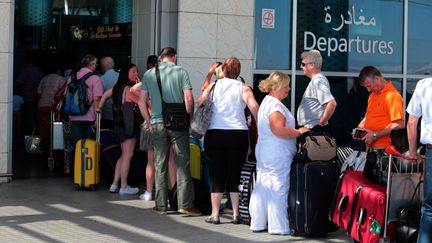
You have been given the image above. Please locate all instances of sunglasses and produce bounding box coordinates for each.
[300,62,313,67]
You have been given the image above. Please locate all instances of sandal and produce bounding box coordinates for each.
[205,216,220,224]
[232,215,242,224]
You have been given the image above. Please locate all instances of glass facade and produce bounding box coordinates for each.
[408,0,432,75]
[254,0,432,146]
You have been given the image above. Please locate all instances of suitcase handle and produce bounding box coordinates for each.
[96,112,101,143]
[347,185,363,236]
[86,157,93,170]
[329,173,346,221]
[356,207,367,241]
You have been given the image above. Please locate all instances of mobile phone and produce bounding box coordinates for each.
[353,128,367,139]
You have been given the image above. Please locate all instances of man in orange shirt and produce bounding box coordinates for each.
[357,66,404,149]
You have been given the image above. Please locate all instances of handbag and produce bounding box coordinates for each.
[341,150,367,172]
[139,121,153,151]
[190,81,217,139]
[155,64,190,131]
[363,150,387,185]
[296,127,337,161]
[122,102,143,137]
[396,180,423,243]
[24,128,43,154]
[121,86,144,137]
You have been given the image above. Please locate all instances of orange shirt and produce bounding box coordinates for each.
[364,81,404,148]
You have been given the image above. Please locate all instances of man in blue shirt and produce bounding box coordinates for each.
[100,56,119,129]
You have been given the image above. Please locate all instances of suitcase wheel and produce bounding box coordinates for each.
[74,184,81,191]
[90,184,97,191]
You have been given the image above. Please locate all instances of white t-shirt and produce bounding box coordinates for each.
[256,95,297,167]
[297,73,334,128]
[406,78,432,144]
[208,77,247,130]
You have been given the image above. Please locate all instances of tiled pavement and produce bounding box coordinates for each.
[0,177,351,242]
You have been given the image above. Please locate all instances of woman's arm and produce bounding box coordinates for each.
[269,111,308,139]
[130,82,142,97]
[197,81,216,107]
[241,84,259,123]
[125,86,140,104]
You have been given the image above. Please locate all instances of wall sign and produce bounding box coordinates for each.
[262,8,275,29]
[70,23,132,41]
[304,4,394,57]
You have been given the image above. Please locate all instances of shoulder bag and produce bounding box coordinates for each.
[296,127,337,162]
[190,81,217,139]
[155,64,190,131]
[24,127,43,154]
[122,87,144,137]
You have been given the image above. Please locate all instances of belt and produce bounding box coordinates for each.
[427,144,432,149]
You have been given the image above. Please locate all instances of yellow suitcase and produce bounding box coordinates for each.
[74,138,100,190]
[189,137,201,180]
[168,137,202,188]
[73,114,101,191]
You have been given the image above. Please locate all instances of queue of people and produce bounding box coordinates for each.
[19,46,429,242]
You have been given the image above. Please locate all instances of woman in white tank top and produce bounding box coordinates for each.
[198,57,259,225]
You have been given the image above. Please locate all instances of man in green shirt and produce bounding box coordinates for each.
[139,47,200,216]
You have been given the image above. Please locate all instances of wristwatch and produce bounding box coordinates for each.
[373,132,377,139]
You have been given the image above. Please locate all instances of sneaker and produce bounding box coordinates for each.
[119,186,139,195]
[139,191,153,201]
[152,206,167,215]
[109,184,119,193]
[178,207,202,217]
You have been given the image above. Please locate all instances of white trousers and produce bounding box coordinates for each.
[249,173,290,234]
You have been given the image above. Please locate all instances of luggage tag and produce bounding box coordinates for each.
[369,218,381,235]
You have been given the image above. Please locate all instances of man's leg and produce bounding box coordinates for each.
[417,149,432,243]
[152,124,170,209]
[71,122,85,151]
[170,130,194,209]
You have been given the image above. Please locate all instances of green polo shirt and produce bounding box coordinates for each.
[141,61,192,124]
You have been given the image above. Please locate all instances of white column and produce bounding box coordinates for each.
[0,0,14,183]
[176,0,254,99]
[131,0,158,73]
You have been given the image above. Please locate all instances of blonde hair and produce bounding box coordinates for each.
[258,72,290,93]
[215,66,224,80]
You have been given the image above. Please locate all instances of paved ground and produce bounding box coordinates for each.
[0,177,351,243]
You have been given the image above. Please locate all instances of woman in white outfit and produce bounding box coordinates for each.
[249,72,308,235]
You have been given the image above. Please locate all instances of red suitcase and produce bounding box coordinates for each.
[330,171,386,243]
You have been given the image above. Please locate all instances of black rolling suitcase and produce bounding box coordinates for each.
[100,144,147,182]
[238,161,256,225]
[288,161,340,236]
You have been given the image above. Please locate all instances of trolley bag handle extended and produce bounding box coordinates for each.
[81,112,101,187]
[92,111,101,143]
[155,64,190,131]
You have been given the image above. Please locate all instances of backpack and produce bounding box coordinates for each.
[63,72,94,115]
